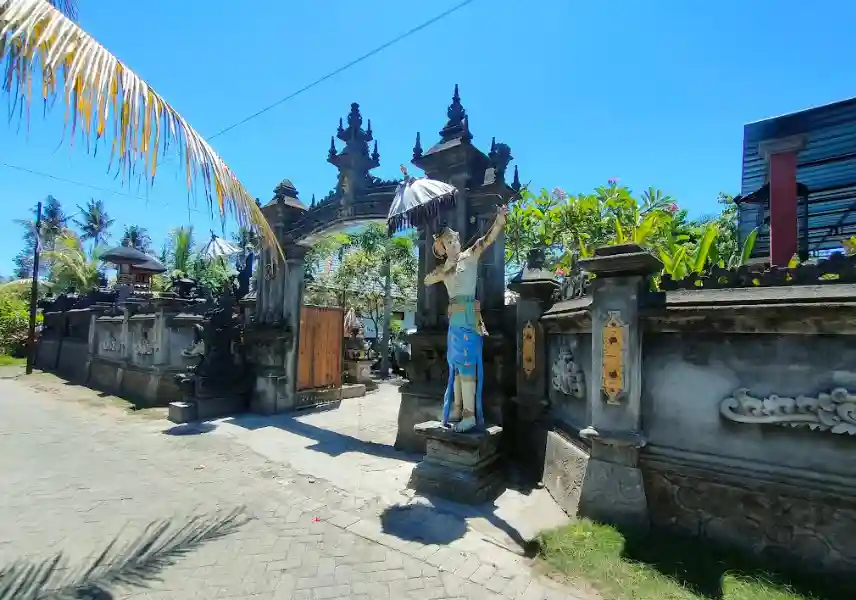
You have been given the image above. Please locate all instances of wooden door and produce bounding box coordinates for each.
[297,306,344,391]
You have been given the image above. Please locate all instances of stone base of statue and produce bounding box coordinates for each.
[409,420,504,504]
[344,359,374,385]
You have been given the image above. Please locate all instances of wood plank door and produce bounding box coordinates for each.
[297,306,344,391]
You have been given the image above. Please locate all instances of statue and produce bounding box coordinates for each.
[424,205,508,432]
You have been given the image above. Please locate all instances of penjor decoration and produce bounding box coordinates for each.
[423,205,508,433]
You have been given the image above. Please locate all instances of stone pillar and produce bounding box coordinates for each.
[760,135,806,267]
[507,248,559,470]
[576,243,662,529]
[281,245,307,409]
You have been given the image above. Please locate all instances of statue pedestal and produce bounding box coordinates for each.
[409,421,504,504]
[344,359,373,384]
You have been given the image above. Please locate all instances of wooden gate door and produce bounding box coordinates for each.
[297,306,344,391]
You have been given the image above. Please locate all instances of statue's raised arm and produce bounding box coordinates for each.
[463,205,508,259]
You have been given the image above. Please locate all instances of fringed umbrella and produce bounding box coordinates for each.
[201,231,241,260]
[344,308,362,336]
[387,166,458,235]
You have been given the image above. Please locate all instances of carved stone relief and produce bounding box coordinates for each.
[551,339,585,399]
[720,388,856,435]
[135,331,156,356]
[100,333,122,353]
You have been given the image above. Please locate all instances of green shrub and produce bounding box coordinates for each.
[0,291,39,357]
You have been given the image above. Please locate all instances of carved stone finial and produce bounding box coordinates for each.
[273,179,299,201]
[412,132,423,160]
[439,84,468,141]
[512,165,521,192]
[347,103,363,132]
[310,193,316,208]
[337,117,344,136]
[367,119,373,140]
[328,135,337,160]
[371,140,380,164]
[489,140,513,181]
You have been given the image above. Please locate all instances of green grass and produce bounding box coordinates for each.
[537,520,853,600]
[0,355,25,367]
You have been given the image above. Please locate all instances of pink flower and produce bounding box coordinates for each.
[555,267,566,277]
[551,187,568,202]
[668,202,679,214]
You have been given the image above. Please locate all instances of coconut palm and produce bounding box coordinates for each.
[73,198,114,251]
[0,0,277,254]
[165,226,194,275]
[121,225,152,253]
[41,230,104,291]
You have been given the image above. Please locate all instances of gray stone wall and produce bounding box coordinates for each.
[641,330,856,575]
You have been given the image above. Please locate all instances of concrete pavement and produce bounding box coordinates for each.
[0,375,594,600]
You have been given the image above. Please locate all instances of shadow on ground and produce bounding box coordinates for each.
[0,507,248,600]
[162,422,218,436]
[223,409,421,464]
[379,494,539,557]
[618,526,856,600]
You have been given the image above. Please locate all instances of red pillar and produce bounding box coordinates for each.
[768,150,798,266]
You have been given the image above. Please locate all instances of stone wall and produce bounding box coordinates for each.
[36,301,204,408]
[527,246,856,578]
[638,290,856,576]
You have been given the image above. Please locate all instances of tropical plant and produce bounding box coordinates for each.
[120,225,152,253]
[41,230,104,291]
[1,0,276,253]
[73,199,114,251]
[0,282,39,356]
[336,225,417,377]
[165,226,195,276]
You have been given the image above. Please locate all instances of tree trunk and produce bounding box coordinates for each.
[379,258,393,379]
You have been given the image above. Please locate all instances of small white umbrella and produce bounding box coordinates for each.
[387,167,458,235]
[201,231,241,260]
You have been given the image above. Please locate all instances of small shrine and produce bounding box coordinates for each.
[342,308,373,385]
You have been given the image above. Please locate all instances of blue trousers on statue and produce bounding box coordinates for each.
[441,324,485,427]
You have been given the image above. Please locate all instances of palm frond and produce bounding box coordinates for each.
[0,0,279,257]
[0,507,249,600]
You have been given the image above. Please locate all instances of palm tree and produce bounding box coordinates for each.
[166,226,194,275]
[1,0,276,254]
[42,230,104,291]
[73,199,115,252]
[121,225,152,253]
[344,225,416,378]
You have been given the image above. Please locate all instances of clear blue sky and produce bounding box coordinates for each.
[3,0,856,276]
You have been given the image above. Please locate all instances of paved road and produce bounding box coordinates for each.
[0,377,590,600]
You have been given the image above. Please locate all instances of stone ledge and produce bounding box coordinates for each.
[414,420,503,447]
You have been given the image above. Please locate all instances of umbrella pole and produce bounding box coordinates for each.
[26,201,42,375]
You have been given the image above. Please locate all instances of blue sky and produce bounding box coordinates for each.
[3,0,856,276]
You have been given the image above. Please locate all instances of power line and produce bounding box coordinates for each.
[2,162,206,215]
[207,0,478,141]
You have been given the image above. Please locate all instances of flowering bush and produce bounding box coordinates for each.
[0,293,33,357]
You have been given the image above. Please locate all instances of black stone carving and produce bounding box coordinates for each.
[660,252,856,291]
[555,263,591,301]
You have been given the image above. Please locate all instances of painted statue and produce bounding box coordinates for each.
[424,205,508,432]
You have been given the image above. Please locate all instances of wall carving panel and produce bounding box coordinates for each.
[644,466,856,575]
[720,388,856,436]
[551,341,585,399]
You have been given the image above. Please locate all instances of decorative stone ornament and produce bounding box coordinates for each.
[552,344,585,399]
[521,322,536,378]
[601,311,627,404]
[720,388,856,435]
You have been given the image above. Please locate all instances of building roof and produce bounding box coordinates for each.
[739,97,856,257]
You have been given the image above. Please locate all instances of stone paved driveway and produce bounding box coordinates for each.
[0,377,593,600]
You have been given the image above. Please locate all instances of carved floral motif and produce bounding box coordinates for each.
[552,343,585,399]
[602,311,626,405]
[720,388,856,435]
[521,322,536,378]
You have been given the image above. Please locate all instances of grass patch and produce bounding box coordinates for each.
[0,355,25,366]
[537,519,854,600]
